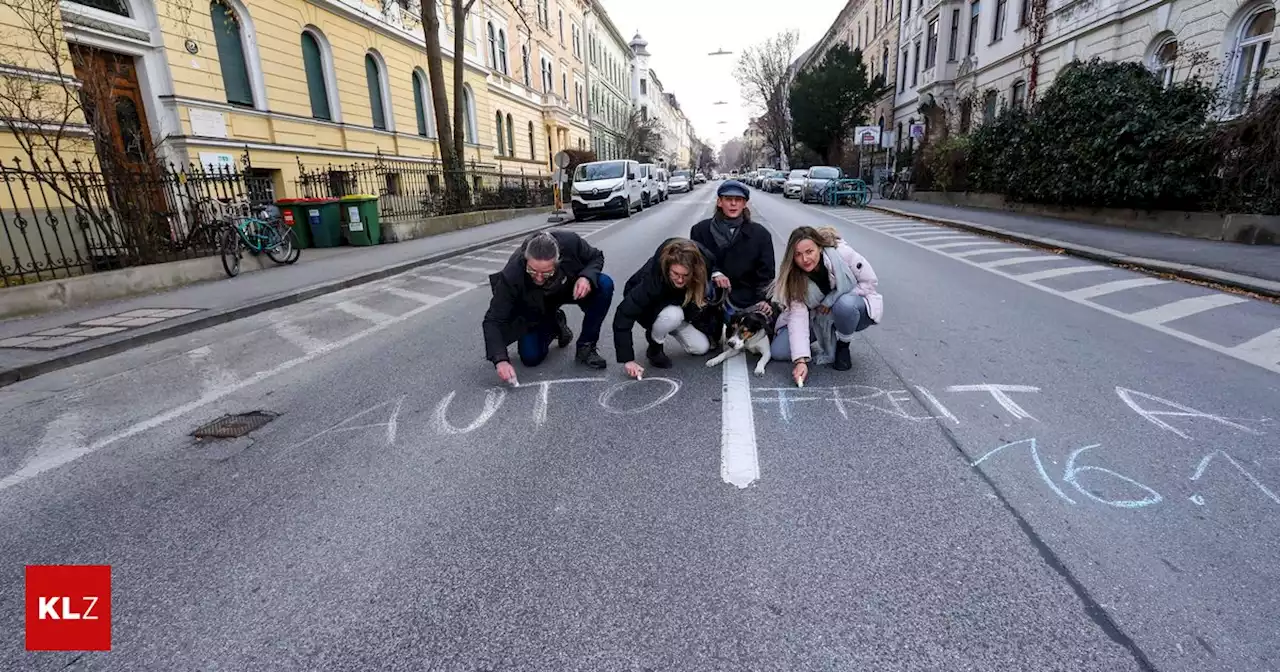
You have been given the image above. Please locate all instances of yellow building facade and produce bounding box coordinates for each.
[1,0,592,198]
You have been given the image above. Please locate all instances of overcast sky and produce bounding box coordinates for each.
[595,0,848,151]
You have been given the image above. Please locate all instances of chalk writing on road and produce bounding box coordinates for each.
[1116,387,1266,439]
[432,376,682,434]
[287,396,406,450]
[973,438,1278,512]
[751,384,954,424]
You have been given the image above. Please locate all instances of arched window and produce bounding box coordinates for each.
[522,44,531,86]
[528,121,536,160]
[1148,34,1178,88]
[413,68,435,137]
[1227,5,1274,115]
[365,51,391,131]
[487,22,498,69]
[462,84,477,143]
[498,30,508,74]
[300,29,332,120]
[506,113,514,156]
[495,111,505,155]
[210,0,254,106]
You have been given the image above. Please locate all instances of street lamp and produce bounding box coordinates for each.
[708,47,733,56]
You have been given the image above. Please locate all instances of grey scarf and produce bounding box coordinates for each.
[709,213,743,251]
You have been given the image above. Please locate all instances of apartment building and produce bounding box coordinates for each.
[629,32,693,168]
[584,1,632,160]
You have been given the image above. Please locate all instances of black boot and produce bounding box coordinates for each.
[646,342,672,369]
[576,342,606,369]
[833,340,852,371]
[555,309,573,348]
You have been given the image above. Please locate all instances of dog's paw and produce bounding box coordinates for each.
[705,359,717,368]
[753,368,766,377]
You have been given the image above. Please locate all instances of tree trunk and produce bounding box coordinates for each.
[422,2,460,181]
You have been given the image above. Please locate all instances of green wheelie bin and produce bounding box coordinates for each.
[277,197,342,248]
[339,194,381,246]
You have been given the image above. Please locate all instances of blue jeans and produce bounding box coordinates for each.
[771,293,874,361]
[518,273,615,366]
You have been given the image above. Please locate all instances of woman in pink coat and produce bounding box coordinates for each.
[770,226,883,386]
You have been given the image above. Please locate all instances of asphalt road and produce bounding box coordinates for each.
[1,184,1277,671]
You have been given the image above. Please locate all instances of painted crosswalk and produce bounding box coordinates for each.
[824,208,1280,374]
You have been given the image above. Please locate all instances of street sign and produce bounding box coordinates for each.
[554,150,570,169]
[854,126,881,146]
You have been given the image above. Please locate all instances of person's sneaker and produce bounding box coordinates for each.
[576,342,606,369]
[833,340,852,370]
[646,343,672,368]
[555,309,573,348]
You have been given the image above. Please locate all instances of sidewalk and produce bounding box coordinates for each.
[0,210,565,387]
[868,199,1280,298]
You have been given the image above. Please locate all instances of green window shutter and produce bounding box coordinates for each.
[366,54,386,130]
[413,72,427,136]
[301,32,330,120]
[211,1,253,106]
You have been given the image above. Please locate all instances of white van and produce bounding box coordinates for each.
[570,159,643,219]
[637,163,661,208]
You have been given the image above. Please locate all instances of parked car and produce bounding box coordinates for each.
[637,163,661,208]
[800,166,842,204]
[570,159,643,218]
[763,170,787,193]
[694,173,707,184]
[668,170,693,193]
[783,169,808,199]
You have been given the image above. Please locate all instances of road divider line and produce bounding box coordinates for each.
[981,255,1070,269]
[415,274,478,289]
[1064,277,1167,300]
[930,240,999,250]
[335,301,394,324]
[1013,266,1110,282]
[1230,327,1280,365]
[384,287,443,305]
[720,353,759,489]
[950,246,1029,259]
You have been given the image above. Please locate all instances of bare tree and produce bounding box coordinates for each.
[734,30,799,170]
[419,0,530,201]
[621,108,664,162]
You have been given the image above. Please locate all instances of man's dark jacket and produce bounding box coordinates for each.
[483,230,604,364]
[689,214,776,309]
[611,237,717,363]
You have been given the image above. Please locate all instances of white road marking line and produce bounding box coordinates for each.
[436,263,499,274]
[335,301,395,324]
[1128,293,1248,325]
[1064,277,1168,299]
[877,225,933,233]
[828,213,1280,375]
[1230,327,1280,365]
[416,274,478,289]
[1014,266,1111,281]
[271,320,326,354]
[930,240,1001,250]
[950,246,1030,259]
[720,352,759,489]
[384,287,443,305]
[981,255,1069,269]
[897,234,975,243]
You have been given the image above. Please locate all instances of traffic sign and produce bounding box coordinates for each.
[554,151,570,169]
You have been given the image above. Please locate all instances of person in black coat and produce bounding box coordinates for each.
[612,237,717,378]
[483,230,612,384]
[689,179,777,342]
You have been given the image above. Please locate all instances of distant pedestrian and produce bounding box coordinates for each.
[612,237,717,379]
[483,230,612,384]
[689,178,776,348]
[771,226,883,386]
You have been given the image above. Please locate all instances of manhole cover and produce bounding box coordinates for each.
[192,411,277,438]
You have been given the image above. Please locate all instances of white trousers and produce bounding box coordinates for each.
[652,306,710,355]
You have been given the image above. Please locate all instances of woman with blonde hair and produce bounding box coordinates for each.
[612,237,716,379]
[771,226,883,386]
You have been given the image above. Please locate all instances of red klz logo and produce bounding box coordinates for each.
[25,565,111,651]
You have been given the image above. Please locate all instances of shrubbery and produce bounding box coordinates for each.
[922,58,1279,215]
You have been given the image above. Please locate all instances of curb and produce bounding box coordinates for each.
[0,219,570,389]
[866,204,1280,301]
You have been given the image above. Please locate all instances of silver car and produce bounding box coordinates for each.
[783,169,808,198]
[801,166,841,204]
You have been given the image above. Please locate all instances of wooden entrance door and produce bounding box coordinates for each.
[69,44,172,262]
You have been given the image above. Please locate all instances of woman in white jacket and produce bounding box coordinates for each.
[770,226,883,386]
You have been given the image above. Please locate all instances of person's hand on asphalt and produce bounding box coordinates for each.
[496,361,517,384]
[573,277,591,300]
[624,361,644,379]
[792,361,808,387]
[714,274,731,289]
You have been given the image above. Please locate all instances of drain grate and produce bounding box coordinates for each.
[192,411,277,438]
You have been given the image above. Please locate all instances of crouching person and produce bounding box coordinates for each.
[612,238,716,379]
[772,226,883,386]
[483,231,613,384]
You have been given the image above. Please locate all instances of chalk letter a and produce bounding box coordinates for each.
[1115,387,1262,440]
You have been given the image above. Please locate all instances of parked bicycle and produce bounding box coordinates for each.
[193,197,300,277]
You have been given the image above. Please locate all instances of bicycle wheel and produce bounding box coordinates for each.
[265,221,298,264]
[219,226,243,277]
